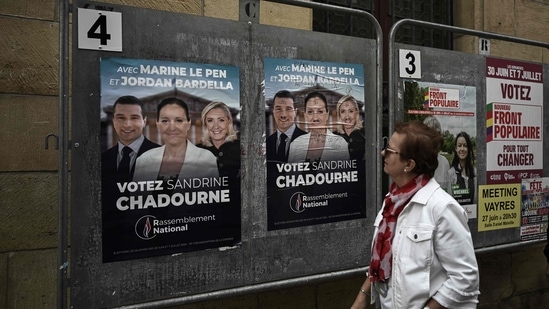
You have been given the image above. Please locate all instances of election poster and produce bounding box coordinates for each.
[100,57,241,262]
[486,57,543,184]
[520,177,549,242]
[264,57,366,230]
[404,81,477,216]
[478,183,521,232]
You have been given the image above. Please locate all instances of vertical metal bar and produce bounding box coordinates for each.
[430,0,434,46]
[390,0,394,30]
[57,0,70,308]
[411,0,415,43]
[447,0,453,50]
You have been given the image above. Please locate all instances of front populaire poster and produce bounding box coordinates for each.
[100,57,241,262]
[404,81,478,217]
[264,57,366,230]
[485,57,543,184]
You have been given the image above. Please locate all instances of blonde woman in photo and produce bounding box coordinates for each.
[197,101,240,180]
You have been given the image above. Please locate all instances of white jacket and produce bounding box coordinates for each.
[133,143,219,181]
[372,178,480,308]
[287,130,349,163]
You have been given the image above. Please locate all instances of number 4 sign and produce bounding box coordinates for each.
[78,8,122,52]
[399,49,421,79]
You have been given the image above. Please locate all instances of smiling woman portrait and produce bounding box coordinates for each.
[197,101,240,181]
[447,131,477,204]
[133,97,219,181]
[351,121,479,309]
[287,91,349,163]
[333,95,365,162]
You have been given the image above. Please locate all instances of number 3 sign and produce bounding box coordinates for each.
[78,8,122,52]
[399,49,421,79]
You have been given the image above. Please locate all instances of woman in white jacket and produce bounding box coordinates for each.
[287,91,349,163]
[133,97,218,182]
[351,121,479,309]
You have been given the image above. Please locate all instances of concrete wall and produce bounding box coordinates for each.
[1,0,548,308]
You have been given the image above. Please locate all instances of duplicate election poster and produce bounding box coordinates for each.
[264,57,366,230]
[100,57,241,262]
[486,57,543,184]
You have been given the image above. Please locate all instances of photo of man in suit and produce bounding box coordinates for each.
[266,90,306,163]
[101,95,160,183]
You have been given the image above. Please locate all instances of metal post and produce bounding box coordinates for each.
[57,0,70,308]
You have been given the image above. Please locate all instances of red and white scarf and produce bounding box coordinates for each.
[369,174,430,283]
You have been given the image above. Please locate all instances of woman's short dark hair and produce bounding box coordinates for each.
[394,121,442,177]
[304,91,328,111]
[157,97,190,121]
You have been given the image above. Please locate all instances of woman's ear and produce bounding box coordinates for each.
[405,159,416,172]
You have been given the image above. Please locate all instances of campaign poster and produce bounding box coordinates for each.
[478,183,521,232]
[100,57,241,262]
[264,57,366,230]
[486,57,543,184]
[404,81,477,216]
[520,177,549,242]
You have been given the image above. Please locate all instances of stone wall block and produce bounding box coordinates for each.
[205,0,238,20]
[98,0,202,14]
[484,0,516,36]
[0,95,58,171]
[0,173,58,252]
[0,0,56,20]
[7,249,57,308]
[0,18,59,96]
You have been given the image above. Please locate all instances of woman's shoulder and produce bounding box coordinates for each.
[326,131,348,144]
[292,133,310,143]
[350,128,365,139]
[423,184,465,214]
[139,145,164,159]
[223,139,240,149]
[196,142,214,151]
[187,143,217,162]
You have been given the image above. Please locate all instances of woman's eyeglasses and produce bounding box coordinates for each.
[383,145,401,156]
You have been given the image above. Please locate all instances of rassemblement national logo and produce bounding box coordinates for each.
[289,192,306,213]
[135,215,156,240]
[289,191,332,213]
[134,214,190,240]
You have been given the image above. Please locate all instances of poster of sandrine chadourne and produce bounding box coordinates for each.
[100,57,241,262]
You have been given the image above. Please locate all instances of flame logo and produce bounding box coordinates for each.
[135,215,157,240]
[289,192,306,213]
[295,194,302,211]
[143,218,152,238]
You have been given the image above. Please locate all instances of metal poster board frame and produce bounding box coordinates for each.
[67,0,383,307]
[388,19,549,251]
